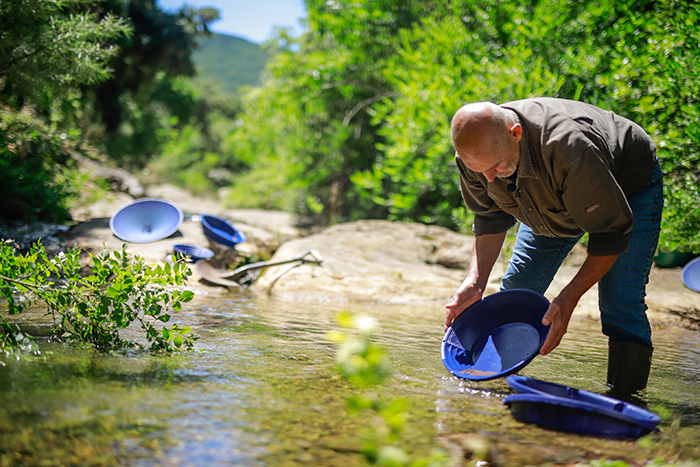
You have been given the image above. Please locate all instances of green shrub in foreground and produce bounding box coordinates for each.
[0,240,197,353]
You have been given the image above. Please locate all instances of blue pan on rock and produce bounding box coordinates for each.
[201,214,247,248]
[173,244,214,263]
[681,256,700,293]
[441,289,550,381]
[110,198,183,243]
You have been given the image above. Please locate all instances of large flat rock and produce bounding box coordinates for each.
[251,220,698,330]
[252,219,496,306]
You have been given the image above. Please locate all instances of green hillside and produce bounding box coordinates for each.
[193,33,269,95]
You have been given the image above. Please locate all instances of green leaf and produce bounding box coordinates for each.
[178,290,195,302]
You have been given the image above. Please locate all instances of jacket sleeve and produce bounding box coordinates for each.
[455,154,517,234]
[560,149,633,255]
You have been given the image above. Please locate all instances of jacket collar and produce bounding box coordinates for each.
[510,110,538,180]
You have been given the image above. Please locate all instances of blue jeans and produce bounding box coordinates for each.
[500,163,664,346]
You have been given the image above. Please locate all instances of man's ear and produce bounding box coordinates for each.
[510,123,522,142]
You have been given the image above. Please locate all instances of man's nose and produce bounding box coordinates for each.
[483,170,497,183]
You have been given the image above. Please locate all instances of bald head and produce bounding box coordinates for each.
[451,102,516,148]
[451,102,522,182]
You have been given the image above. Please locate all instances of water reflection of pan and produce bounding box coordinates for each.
[110,198,183,243]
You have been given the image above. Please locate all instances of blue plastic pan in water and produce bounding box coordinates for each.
[504,376,660,438]
[441,289,550,381]
[681,256,700,292]
[173,244,214,263]
[201,214,247,248]
[110,198,183,243]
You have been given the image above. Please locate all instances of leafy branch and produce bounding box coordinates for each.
[0,239,197,353]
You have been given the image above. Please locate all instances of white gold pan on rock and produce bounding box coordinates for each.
[110,198,183,243]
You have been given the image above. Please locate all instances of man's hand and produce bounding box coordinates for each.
[539,294,577,355]
[538,253,619,355]
[444,281,483,330]
[445,232,507,330]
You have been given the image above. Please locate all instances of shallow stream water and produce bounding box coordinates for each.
[2,291,700,466]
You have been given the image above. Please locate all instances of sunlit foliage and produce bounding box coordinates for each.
[229,0,699,250]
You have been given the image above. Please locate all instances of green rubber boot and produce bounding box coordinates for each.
[606,339,653,391]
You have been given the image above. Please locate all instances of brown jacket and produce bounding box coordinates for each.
[456,98,658,255]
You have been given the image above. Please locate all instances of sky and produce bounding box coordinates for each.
[157,0,306,44]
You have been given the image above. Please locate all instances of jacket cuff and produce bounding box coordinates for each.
[473,213,517,235]
[587,232,629,256]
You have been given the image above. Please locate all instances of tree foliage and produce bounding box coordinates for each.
[0,0,132,223]
[225,1,441,222]
[0,0,224,224]
[596,0,700,250]
[88,0,219,166]
[0,108,82,222]
[227,0,699,251]
[0,0,130,108]
[145,78,246,195]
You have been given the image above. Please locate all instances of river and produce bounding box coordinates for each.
[1,292,700,466]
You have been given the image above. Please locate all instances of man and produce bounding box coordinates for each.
[445,98,663,391]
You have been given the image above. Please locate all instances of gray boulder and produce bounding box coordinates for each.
[251,220,497,307]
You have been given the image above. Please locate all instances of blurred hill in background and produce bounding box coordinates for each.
[193,33,269,94]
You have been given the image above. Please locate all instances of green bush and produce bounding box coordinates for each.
[0,107,81,223]
[0,240,197,353]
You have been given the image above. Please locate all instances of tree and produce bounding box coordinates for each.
[593,0,700,251]
[359,1,568,227]
[88,0,219,167]
[227,0,444,223]
[0,0,131,223]
[145,78,246,196]
[0,0,223,223]
[0,0,130,109]
[244,0,700,251]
